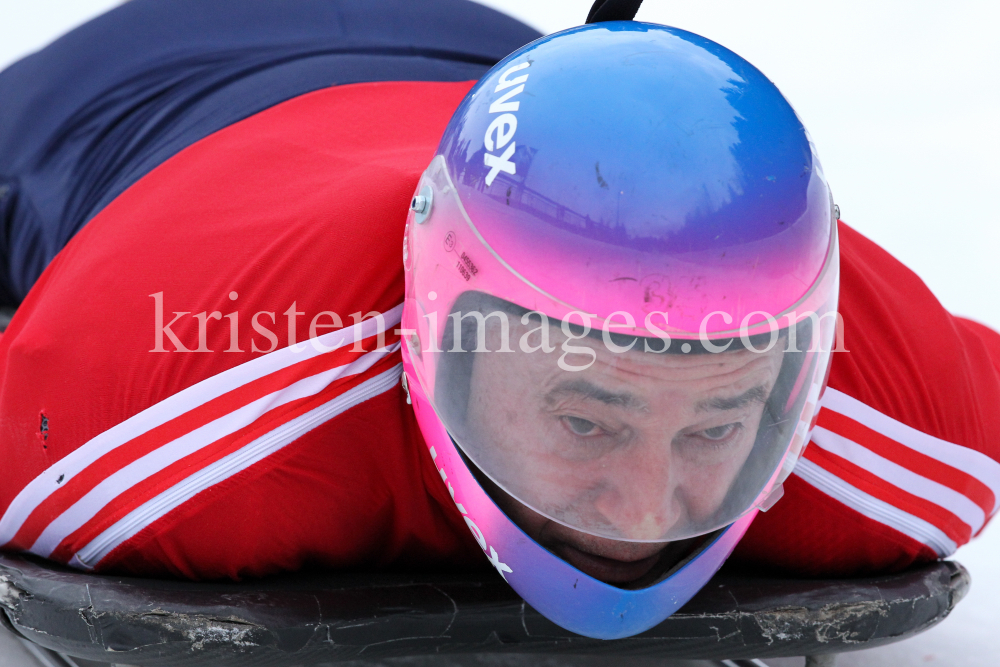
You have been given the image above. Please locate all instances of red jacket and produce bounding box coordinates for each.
[0,81,997,579]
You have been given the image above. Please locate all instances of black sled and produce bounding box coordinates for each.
[0,552,968,667]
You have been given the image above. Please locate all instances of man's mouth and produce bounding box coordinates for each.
[551,542,664,584]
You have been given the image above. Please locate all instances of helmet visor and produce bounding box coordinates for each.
[404,160,839,543]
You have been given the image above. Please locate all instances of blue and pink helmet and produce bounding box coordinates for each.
[401,20,839,639]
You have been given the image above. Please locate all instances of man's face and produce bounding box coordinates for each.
[460,315,785,584]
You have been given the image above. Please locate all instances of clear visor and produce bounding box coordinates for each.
[428,300,837,542]
[405,162,839,543]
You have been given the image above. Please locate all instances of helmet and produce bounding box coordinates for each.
[401,20,838,639]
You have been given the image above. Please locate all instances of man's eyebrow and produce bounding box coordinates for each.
[546,379,645,410]
[697,385,769,413]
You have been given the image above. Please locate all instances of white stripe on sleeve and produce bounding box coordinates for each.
[30,344,398,559]
[821,387,1000,513]
[0,304,401,548]
[70,364,403,570]
[793,457,957,557]
[810,426,986,535]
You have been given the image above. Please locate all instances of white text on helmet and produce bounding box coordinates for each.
[483,62,530,187]
[430,446,513,581]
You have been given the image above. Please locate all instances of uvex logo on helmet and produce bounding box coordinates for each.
[483,62,530,186]
[429,446,513,581]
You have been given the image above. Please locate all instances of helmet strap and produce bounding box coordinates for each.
[586,0,645,23]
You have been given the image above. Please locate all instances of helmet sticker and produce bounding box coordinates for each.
[430,446,513,581]
[484,62,531,186]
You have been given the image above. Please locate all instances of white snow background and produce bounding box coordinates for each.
[1,1,998,665]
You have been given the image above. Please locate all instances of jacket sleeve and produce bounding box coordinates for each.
[733,221,1000,576]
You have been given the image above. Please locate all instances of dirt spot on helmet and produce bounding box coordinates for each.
[595,162,609,189]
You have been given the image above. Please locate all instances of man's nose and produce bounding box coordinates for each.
[591,448,681,541]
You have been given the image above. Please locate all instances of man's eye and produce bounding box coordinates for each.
[697,423,740,441]
[563,416,602,437]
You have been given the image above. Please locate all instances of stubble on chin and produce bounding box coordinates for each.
[477,469,702,587]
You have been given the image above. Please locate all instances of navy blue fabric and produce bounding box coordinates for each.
[0,0,541,306]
